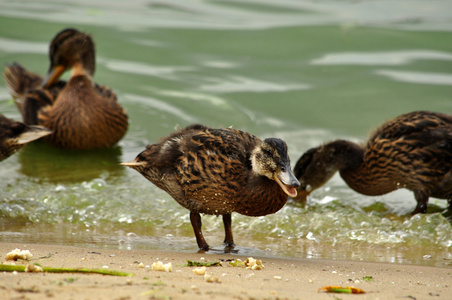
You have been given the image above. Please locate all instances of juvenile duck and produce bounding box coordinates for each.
[122,124,300,251]
[293,111,452,215]
[0,114,51,161]
[3,28,128,150]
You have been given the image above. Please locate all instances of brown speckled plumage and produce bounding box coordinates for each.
[3,28,128,150]
[0,114,51,161]
[294,111,452,215]
[122,124,300,251]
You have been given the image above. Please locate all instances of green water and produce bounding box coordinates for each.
[1,0,452,267]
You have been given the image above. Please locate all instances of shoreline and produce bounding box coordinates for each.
[0,242,451,299]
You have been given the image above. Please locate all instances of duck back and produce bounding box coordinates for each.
[345,111,452,197]
[38,75,128,149]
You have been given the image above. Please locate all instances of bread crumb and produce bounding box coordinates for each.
[5,249,33,261]
[246,257,265,270]
[193,266,207,275]
[25,263,43,273]
[204,273,220,283]
[151,261,172,272]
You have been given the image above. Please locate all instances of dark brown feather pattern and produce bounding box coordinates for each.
[294,111,452,215]
[3,28,128,150]
[0,114,51,161]
[123,124,300,251]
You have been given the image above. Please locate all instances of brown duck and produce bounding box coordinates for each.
[122,124,300,251]
[3,28,128,150]
[293,111,452,215]
[0,114,51,161]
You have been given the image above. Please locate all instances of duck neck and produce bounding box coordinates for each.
[335,140,397,196]
[71,62,95,86]
[239,175,287,217]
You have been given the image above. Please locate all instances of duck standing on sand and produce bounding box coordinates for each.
[293,111,452,215]
[3,28,128,150]
[0,114,51,161]
[122,124,300,251]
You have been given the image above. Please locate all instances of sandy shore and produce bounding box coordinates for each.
[0,242,450,300]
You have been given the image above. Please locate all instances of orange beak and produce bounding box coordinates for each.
[41,65,65,88]
[292,189,310,202]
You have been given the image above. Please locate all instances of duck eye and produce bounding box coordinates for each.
[280,166,286,172]
[263,148,272,156]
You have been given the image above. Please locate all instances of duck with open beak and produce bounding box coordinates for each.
[122,124,300,251]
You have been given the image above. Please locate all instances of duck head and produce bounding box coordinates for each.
[251,138,300,198]
[293,144,340,201]
[42,28,96,88]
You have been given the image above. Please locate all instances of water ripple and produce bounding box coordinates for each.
[101,58,194,80]
[311,50,452,66]
[123,93,196,122]
[156,90,230,107]
[200,76,311,93]
[0,37,47,54]
[375,69,452,85]
[1,0,451,31]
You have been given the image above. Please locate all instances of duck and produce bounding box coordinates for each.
[121,124,300,251]
[3,28,128,150]
[293,111,452,215]
[0,114,51,161]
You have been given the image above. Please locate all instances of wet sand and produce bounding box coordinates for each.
[0,242,451,299]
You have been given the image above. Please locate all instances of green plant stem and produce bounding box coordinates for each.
[0,264,133,277]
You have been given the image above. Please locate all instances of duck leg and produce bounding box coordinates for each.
[190,212,209,251]
[222,213,235,248]
[412,191,429,215]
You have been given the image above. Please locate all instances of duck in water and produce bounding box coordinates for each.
[293,111,452,215]
[122,124,300,251]
[4,28,128,150]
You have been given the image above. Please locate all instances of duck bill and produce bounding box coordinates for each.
[293,189,310,202]
[41,65,65,88]
[120,160,146,169]
[273,168,300,198]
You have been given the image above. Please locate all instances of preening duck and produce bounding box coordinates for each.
[3,28,128,150]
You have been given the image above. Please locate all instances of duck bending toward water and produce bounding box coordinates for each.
[294,111,452,215]
[3,28,128,150]
[0,114,51,161]
[122,124,300,251]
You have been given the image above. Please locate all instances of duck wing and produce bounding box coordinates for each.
[93,83,118,103]
[369,111,452,142]
[4,63,65,124]
[4,63,119,127]
[176,127,260,213]
[143,125,259,213]
[3,63,43,100]
[176,126,258,185]
[367,112,452,192]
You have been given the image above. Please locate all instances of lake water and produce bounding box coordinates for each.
[1,0,452,268]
